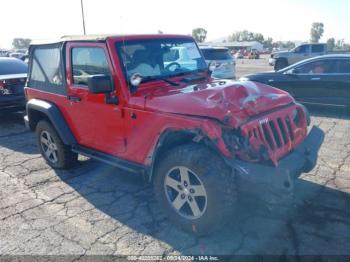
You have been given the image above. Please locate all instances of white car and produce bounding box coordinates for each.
[200,46,236,79]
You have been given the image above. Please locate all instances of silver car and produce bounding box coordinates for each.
[200,46,236,79]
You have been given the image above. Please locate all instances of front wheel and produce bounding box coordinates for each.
[153,144,237,235]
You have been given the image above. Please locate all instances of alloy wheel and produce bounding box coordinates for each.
[164,166,207,219]
[40,130,58,164]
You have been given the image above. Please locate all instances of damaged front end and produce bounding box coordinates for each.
[221,104,325,194]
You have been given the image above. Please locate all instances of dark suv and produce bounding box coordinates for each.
[24,34,324,235]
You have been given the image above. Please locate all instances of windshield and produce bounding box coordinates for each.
[201,49,232,60]
[116,38,207,81]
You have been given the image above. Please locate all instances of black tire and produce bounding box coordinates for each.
[153,144,237,235]
[274,59,288,71]
[36,120,78,169]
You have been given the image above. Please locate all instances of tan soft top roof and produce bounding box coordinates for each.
[30,34,193,46]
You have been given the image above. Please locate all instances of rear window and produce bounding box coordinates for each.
[28,44,65,95]
[311,44,325,53]
[31,48,62,85]
[0,59,27,75]
[201,49,232,60]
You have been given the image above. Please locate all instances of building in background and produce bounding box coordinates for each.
[203,41,264,52]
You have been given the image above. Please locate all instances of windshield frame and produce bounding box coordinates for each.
[115,37,208,86]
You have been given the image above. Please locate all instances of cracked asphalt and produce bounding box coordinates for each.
[1,57,350,257]
[1,108,350,257]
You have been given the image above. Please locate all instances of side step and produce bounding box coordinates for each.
[72,145,147,174]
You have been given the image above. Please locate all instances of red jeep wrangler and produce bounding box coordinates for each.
[24,34,324,235]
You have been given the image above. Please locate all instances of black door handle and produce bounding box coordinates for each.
[68,96,81,102]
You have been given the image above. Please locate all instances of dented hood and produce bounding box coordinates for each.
[142,80,294,127]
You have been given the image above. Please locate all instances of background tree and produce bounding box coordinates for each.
[336,39,345,49]
[253,33,264,43]
[284,41,296,49]
[12,38,31,49]
[310,22,324,43]
[272,41,295,50]
[263,37,273,49]
[343,44,350,52]
[230,30,253,41]
[326,38,335,51]
[192,28,207,43]
[229,30,266,43]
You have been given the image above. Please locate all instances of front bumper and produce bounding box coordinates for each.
[227,126,325,193]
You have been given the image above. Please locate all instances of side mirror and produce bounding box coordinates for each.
[129,73,143,94]
[87,74,113,94]
[208,62,216,77]
[208,61,217,72]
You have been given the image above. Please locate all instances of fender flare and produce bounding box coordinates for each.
[26,99,77,145]
[147,128,222,182]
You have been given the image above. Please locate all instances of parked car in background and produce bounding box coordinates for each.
[234,50,244,59]
[0,58,28,111]
[240,54,350,109]
[0,50,9,57]
[163,45,197,71]
[248,49,260,59]
[270,43,327,70]
[200,46,236,79]
[9,52,26,60]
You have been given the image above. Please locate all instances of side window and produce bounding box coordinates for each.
[295,45,310,53]
[31,47,63,86]
[296,60,337,74]
[311,44,325,53]
[337,59,350,73]
[71,47,110,86]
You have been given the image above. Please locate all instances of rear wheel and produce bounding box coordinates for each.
[36,120,78,169]
[153,144,237,235]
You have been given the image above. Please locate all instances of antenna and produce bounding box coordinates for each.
[120,15,128,72]
[80,0,86,35]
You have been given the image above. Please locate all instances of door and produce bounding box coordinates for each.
[66,42,126,155]
[289,45,311,64]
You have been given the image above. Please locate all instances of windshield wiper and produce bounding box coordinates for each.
[176,69,207,83]
[141,76,179,86]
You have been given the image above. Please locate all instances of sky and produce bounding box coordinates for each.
[1,0,349,49]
